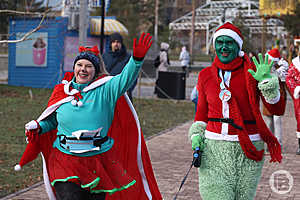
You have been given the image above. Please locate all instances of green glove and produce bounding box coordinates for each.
[191,134,201,150]
[248,53,273,82]
[189,121,206,151]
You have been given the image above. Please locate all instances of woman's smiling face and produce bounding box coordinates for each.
[215,36,239,64]
[74,59,95,84]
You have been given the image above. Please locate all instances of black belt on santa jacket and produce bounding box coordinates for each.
[208,118,256,131]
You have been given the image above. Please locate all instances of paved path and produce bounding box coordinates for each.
[2,74,300,200]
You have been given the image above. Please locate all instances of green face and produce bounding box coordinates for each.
[215,36,240,64]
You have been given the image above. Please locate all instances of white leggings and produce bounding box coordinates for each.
[264,115,282,145]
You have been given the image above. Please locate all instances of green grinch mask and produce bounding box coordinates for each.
[215,35,239,64]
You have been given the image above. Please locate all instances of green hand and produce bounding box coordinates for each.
[248,53,273,82]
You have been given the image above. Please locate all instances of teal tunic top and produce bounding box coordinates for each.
[39,57,142,157]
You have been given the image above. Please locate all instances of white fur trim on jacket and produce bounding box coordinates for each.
[205,130,262,141]
[294,86,300,99]
[266,53,280,62]
[292,56,300,72]
[189,121,207,140]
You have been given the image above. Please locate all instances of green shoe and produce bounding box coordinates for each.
[296,148,300,155]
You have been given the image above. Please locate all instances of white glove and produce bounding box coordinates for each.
[25,120,40,143]
[25,120,39,130]
[294,86,300,99]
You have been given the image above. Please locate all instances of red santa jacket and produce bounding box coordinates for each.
[286,56,300,97]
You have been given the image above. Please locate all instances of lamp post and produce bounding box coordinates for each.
[189,0,195,65]
[154,0,159,52]
[100,0,105,54]
[79,0,88,46]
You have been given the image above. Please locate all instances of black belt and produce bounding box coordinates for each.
[59,135,109,148]
[208,118,256,131]
[93,136,109,147]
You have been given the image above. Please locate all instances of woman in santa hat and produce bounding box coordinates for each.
[286,50,300,155]
[262,48,289,149]
[15,33,162,200]
[189,22,284,200]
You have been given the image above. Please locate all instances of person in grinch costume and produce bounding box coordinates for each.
[189,22,284,200]
[15,33,162,200]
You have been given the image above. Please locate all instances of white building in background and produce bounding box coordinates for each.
[169,0,287,54]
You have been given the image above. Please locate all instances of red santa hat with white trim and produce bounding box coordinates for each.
[213,22,245,57]
[266,48,281,62]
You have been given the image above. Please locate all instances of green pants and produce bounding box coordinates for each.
[198,139,264,200]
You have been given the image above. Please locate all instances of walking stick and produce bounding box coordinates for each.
[173,147,202,200]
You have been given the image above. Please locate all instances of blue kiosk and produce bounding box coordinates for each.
[8,16,128,88]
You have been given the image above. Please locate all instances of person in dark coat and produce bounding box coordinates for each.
[102,32,136,102]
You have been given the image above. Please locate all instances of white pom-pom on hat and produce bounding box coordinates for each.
[239,51,244,57]
[294,86,300,99]
[77,101,83,107]
[14,164,21,171]
[71,99,77,106]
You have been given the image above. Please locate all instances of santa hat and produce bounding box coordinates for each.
[266,48,281,62]
[14,131,41,171]
[213,22,244,57]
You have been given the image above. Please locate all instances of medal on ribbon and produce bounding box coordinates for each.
[218,69,232,102]
[219,89,231,101]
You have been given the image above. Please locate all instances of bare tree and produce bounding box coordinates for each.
[0,0,59,44]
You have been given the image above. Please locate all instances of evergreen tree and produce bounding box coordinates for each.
[232,12,254,54]
[91,0,155,48]
[282,2,300,37]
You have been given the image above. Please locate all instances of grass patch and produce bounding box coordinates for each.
[0,84,194,198]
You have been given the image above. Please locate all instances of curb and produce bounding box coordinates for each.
[0,181,44,200]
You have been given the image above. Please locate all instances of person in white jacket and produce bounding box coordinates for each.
[179,46,190,76]
[154,42,170,95]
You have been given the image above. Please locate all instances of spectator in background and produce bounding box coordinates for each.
[262,48,289,148]
[288,44,299,64]
[190,85,198,113]
[281,46,288,60]
[158,42,170,72]
[179,46,190,76]
[248,51,254,58]
[188,22,284,200]
[102,32,136,102]
[154,42,170,94]
[248,51,257,64]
